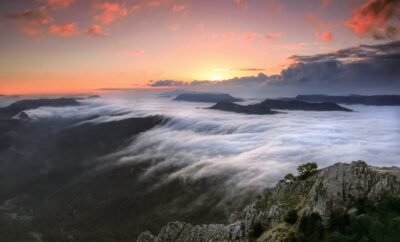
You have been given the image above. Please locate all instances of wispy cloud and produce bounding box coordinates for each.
[5,7,53,37]
[49,23,79,37]
[87,24,106,36]
[172,3,187,13]
[306,12,334,42]
[315,31,333,42]
[265,32,283,40]
[94,2,128,25]
[47,0,75,9]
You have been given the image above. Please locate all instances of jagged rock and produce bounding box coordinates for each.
[138,161,400,242]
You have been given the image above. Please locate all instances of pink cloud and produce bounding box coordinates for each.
[306,12,333,42]
[241,32,260,41]
[87,24,106,36]
[94,2,128,25]
[321,0,333,8]
[265,32,283,40]
[172,3,187,13]
[47,0,74,9]
[224,31,237,40]
[346,0,399,39]
[5,7,53,37]
[49,23,78,37]
[168,24,180,32]
[129,49,144,55]
[315,31,333,42]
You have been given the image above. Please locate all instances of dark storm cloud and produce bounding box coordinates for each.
[281,41,400,88]
[149,41,400,94]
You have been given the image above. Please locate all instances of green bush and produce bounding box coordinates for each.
[286,194,400,242]
[299,212,324,237]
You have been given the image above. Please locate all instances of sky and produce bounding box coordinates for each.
[0,0,399,94]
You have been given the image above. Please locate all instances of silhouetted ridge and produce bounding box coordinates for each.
[295,94,400,106]
[174,93,243,102]
[262,99,352,112]
[0,98,80,118]
[208,102,277,114]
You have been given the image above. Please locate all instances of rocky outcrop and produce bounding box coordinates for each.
[137,161,400,242]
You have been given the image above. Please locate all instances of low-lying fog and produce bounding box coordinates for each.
[8,91,400,189]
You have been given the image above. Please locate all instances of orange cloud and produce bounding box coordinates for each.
[49,23,78,37]
[87,24,106,36]
[265,32,283,40]
[315,31,333,42]
[5,7,53,37]
[346,0,399,38]
[94,2,128,25]
[47,0,74,9]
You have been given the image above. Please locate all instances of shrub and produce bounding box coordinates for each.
[284,209,298,224]
[250,221,264,239]
[299,212,324,237]
[329,209,350,232]
[297,162,318,180]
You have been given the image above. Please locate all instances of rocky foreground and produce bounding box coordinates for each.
[138,161,400,242]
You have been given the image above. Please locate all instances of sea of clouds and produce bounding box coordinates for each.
[4,91,400,189]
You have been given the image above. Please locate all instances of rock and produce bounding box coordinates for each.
[138,161,400,241]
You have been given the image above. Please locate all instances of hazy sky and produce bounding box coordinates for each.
[0,0,399,94]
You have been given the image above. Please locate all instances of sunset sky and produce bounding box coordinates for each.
[0,0,399,94]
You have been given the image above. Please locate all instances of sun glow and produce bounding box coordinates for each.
[204,68,233,81]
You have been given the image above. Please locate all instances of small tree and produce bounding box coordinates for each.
[297,162,318,180]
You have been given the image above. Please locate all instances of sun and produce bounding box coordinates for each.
[209,74,223,81]
[206,68,232,81]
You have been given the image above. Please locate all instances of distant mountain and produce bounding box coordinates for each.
[0,98,80,118]
[261,99,352,112]
[294,95,400,106]
[208,102,277,115]
[174,93,243,103]
[159,89,197,98]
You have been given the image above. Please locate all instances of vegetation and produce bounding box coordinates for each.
[283,173,296,183]
[297,162,318,180]
[250,221,264,239]
[288,194,400,242]
[284,209,298,224]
